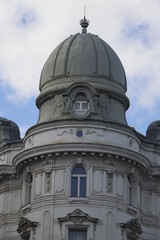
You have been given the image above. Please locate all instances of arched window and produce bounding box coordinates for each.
[25,172,33,205]
[127,175,132,205]
[71,166,87,197]
[73,92,89,116]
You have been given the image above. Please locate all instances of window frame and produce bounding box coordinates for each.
[70,166,87,198]
[25,172,33,205]
[127,175,133,206]
[68,228,87,240]
[73,100,89,111]
[72,92,90,118]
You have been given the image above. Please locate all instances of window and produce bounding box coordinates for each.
[69,229,87,240]
[71,166,86,197]
[127,175,132,205]
[137,185,141,207]
[25,172,33,205]
[73,93,89,116]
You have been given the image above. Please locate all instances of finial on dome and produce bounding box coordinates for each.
[80,6,90,33]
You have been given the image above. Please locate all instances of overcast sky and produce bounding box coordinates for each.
[0,0,160,137]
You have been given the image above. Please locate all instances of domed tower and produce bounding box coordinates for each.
[36,18,129,126]
[3,18,159,240]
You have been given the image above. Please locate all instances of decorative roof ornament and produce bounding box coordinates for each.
[80,6,90,33]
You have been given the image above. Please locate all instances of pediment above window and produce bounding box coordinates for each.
[58,208,98,227]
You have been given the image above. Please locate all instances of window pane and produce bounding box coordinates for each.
[80,177,86,197]
[71,177,78,197]
[72,166,86,174]
[73,102,80,110]
[82,102,88,110]
[129,186,132,205]
[69,229,87,240]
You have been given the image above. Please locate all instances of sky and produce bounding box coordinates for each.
[0,0,160,138]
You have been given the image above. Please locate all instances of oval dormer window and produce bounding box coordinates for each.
[73,92,89,116]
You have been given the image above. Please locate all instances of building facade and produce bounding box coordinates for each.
[0,17,160,240]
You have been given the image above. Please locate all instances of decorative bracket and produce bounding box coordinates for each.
[17,217,38,238]
[120,218,143,239]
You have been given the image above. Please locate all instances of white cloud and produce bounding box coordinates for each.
[0,0,160,118]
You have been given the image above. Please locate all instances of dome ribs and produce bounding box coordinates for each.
[40,32,127,91]
[101,39,112,77]
[64,33,79,77]
[52,40,66,79]
[89,33,98,76]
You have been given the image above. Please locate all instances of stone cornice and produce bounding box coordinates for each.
[0,140,23,154]
[25,119,137,137]
[148,166,160,176]
[13,143,150,174]
[0,165,16,178]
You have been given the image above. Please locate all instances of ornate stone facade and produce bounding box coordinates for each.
[0,18,160,240]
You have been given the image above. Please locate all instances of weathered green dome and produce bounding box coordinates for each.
[146,121,160,142]
[39,32,127,92]
[0,117,20,148]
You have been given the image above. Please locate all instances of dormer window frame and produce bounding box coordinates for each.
[73,100,89,112]
[62,83,98,119]
[71,91,91,118]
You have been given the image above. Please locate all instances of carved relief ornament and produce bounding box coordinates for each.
[120,218,142,239]
[17,217,38,239]
[58,208,98,231]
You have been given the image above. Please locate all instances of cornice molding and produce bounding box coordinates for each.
[0,165,16,178]
[13,143,150,174]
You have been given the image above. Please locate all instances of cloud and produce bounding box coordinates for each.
[14,5,37,28]
[0,0,160,128]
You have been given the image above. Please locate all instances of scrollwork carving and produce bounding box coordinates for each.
[17,217,38,240]
[107,172,113,194]
[58,208,98,229]
[45,172,52,193]
[120,218,143,240]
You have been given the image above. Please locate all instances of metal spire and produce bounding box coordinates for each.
[80,6,90,33]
